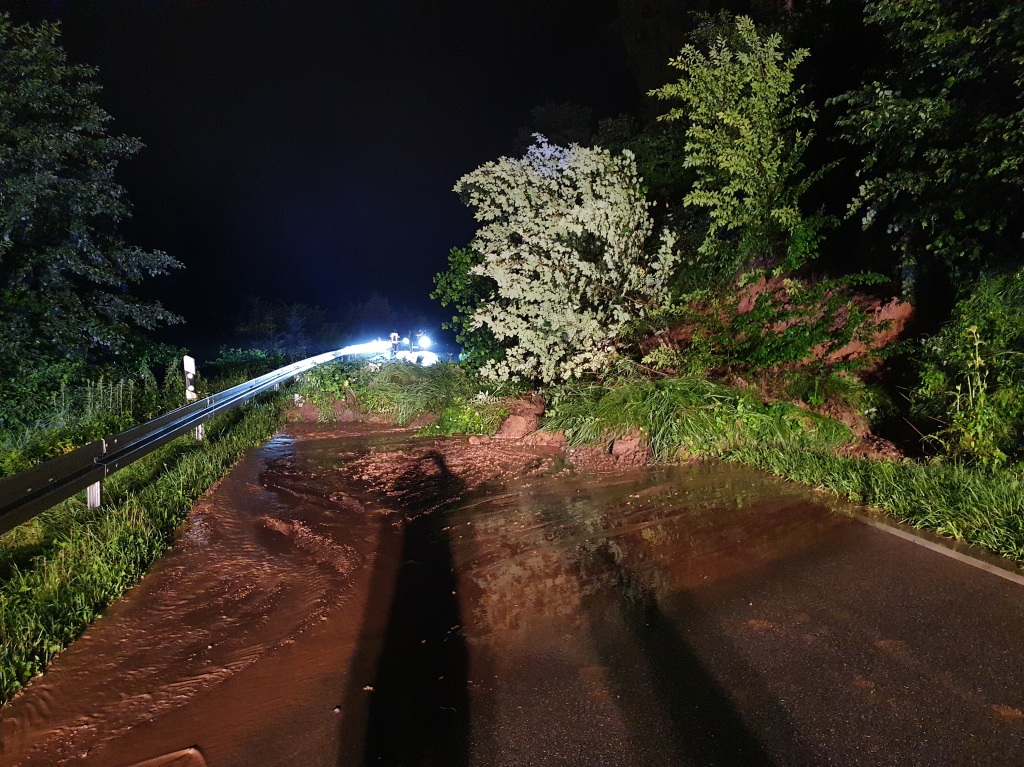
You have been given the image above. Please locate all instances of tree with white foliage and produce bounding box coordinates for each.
[452,136,677,383]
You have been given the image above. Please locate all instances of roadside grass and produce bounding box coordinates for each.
[299,361,519,435]
[0,397,286,704]
[545,377,855,461]
[0,375,184,479]
[545,377,1024,564]
[728,446,1024,563]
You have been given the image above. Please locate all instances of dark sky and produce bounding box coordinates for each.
[6,0,640,346]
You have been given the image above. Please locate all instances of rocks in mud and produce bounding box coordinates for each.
[493,414,536,440]
[493,398,545,440]
[609,434,650,466]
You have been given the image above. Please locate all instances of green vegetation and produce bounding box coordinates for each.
[728,445,1024,563]
[545,376,854,461]
[0,15,182,428]
[434,8,1024,566]
[298,361,517,435]
[447,136,678,383]
[0,368,187,479]
[833,0,1024,294]
[545,375,1024,563]
[430,246,505,370]
[0,398,286,704]
[911,267,1024,467]
[651,15,831,275]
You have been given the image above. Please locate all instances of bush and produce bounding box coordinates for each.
[451,136,677,383]
[633,273,892,378]
[912,268,1024,466]
[299,361,522,431]
[545,375,853,462]
[0,368,188,480]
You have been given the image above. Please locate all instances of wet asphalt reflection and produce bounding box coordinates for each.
[1,423,1023,766]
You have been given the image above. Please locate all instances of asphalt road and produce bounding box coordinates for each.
[1,423,1021,766]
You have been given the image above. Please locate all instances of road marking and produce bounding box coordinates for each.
[855,516,1024,586]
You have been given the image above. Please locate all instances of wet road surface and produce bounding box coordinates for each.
[1,422,1022,766]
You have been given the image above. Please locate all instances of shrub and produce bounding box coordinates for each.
[633,273,893,378]
[451,135,678,384]
[912,268,1024,466]
[545,375,853,462]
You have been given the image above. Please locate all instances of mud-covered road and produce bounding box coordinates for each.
[1,422,1022,766]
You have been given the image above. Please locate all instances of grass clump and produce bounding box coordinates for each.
[728,446,1024,562]
[545,376,853,461]
[0,370,188,479]
[300,361,519,434]
[0,397,287,704]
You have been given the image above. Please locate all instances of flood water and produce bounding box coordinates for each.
[1,423,1023,766]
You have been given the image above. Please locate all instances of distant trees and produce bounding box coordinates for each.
[448,136,677,383]
[232,296,339,358]
[0,15,181,405]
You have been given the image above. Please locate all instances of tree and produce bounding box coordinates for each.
[431,246,505,368]
[833,0,1024,302]
[651,15,831,280]
[451,135,677,384]
[0,15,182,385]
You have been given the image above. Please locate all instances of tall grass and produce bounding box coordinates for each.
[0,371,186,479]
[300,361,521,433]
[728,445,1024,562]
[545,376,1024,564]
[0,398,286,704]
[545,377,854,461]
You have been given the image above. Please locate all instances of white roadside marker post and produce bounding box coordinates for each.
[184,355,204,442]
[86,479,102,509]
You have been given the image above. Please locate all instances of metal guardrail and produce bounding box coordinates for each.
[0,348,351,537]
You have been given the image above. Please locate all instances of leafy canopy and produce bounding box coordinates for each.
[430,246,504,369]
[651,15,831,279]
[451,135,677,384]
[833,0,1024,288]
[0,15,182,382]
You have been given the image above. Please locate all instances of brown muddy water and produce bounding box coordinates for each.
[1,422,1023,767]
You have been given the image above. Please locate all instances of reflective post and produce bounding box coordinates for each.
[184,355,204,442]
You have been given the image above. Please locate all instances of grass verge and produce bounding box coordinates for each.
[0,396,287,704]
[299,361,519,435]
[545,377,1024,565]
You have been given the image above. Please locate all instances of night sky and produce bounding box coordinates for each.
[6,0,640,348]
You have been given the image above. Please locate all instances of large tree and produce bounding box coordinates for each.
[450,136,677,384]
[833,0,1024,305]
[0,15,181,388]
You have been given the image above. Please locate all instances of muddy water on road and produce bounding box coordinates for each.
[2,423,1023,766]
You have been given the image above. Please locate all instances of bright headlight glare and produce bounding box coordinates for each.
[419,336,432,349]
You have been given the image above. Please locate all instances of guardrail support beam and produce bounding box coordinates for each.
[86,481,102,509]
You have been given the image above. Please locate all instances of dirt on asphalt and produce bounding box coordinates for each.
[1,419,1022,767]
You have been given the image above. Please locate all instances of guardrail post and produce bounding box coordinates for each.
[184,355,204,442]
[86,481,102,509]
